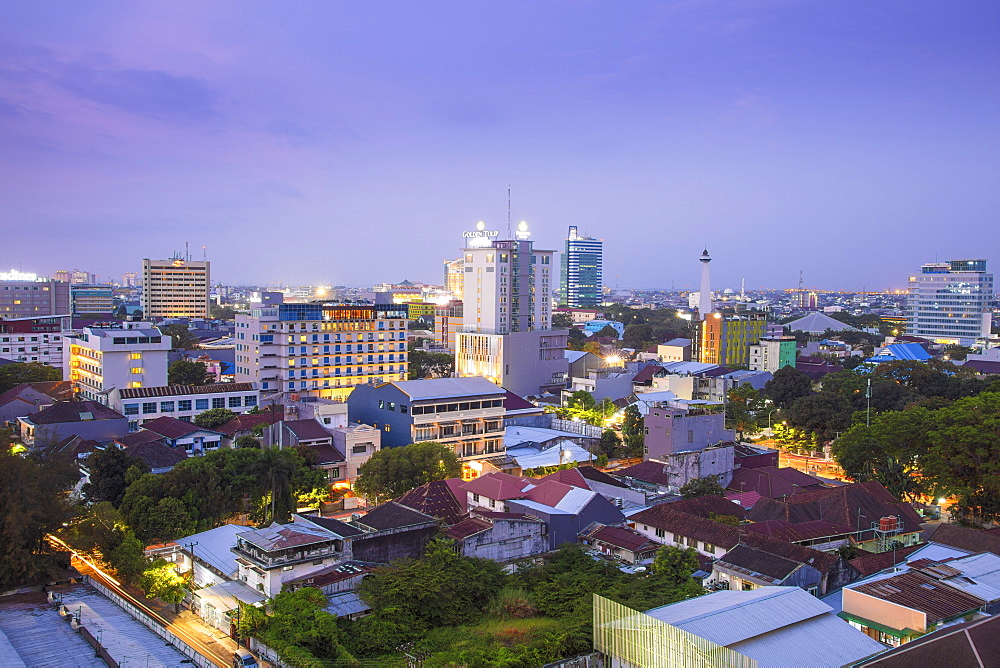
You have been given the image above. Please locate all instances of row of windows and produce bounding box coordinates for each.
[410,399,504,415]
[123,394,257,415]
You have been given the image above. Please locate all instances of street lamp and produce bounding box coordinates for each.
[767,408,779,435]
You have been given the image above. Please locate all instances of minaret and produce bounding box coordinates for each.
[698,249,713,319]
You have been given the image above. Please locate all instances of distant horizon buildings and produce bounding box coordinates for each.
[906,259,994,346]
[141,257,211,319]
[561,225,603,308]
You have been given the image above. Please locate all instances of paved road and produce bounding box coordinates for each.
[49,535,233,668]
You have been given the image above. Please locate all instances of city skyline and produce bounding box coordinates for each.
[1,2,997,291]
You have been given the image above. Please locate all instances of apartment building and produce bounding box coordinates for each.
[234,302,409,402]
[0,316,66,366]
[0,269,71,327]
[108,382,260,431]
[62,323,171,403]
[141,258,211,319]
[347,376,506,468]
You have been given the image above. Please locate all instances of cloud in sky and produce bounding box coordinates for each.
[0,1,998,291]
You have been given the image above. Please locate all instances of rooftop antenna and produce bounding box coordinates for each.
[185,241,190,262]
[798,270,804,292]
[202,245,207,261]
[740,277,745,301]
[507,185,512,239]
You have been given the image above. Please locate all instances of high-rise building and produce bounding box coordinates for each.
[70,284,115,316]
[443,258,465,299]
[694,314,768,366]
[63,323,172,403]
[0,269,71,327]
[907,259,994,346]
[454,220,568,396]
[561,226,603,308]
[141,258,210,319]
[234,302,409,403]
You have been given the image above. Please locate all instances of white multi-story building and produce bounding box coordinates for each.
[141,258,211,319]
[63,323,171,403]
[0,316,66,367]
[108,382,260,431]
[907,259,994,346]
[454,221,568,397]
[234,302,409,403]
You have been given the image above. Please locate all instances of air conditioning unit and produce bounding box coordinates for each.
[612,497,624,508]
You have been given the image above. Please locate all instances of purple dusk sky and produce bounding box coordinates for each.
[1,2,997,292]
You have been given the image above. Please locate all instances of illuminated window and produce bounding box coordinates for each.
[130,367,143,374]
[130,352,142,360]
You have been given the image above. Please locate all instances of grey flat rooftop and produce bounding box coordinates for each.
[59,583,189,667]
[0,589,105,668]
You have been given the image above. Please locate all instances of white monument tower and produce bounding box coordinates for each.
[698,249,713,319]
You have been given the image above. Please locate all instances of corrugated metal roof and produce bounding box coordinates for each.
[647,588,831,646]
[390,376,505,400]
[118,383,257,399]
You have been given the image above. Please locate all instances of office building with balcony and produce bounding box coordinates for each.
[454,222,568,396]
[62,323,171,403]
[141,258,211,319]
[907,259,994,346]
[347,377,506,466]
[234,302,409,403]
[561,225,603,308]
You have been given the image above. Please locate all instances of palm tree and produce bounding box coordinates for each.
[251,447,297,525]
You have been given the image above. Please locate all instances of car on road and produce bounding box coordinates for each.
[233,649,258,668]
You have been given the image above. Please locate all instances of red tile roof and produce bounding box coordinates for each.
[524,480,574,507]
[284,419,332,441]
[852,571,985,624]
[927,524,1000,556]
[728,466,826,499]
[126,441,188,469]
[28,400,124,424]
[742,519,852,543]
[746,481,924,538]
[503,390,538,412]
[306,441,344,465]
[0,381,73,408]
[615,460,670,486]
[116,430,168,448]
[537,468,590,490]
[395,479,466,525]
[849,544,923,577]
[142,416,219,439]
[461,472,533,500]
[216,409,284,436]
[445,517,492,541]
[583,524,660,554]
[665,495,747,520]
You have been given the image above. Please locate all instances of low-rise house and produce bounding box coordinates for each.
[594,587,886,668]
[853,614,1000,666]
[329,423,380,485]
[628,504,858,595]
[613,444,735,496]
[446,511,549,561]
[110,383,260,431]
[727,466,827,500]
[125,439,189,474]
[841,569,987,646]
[501,390,547,428]
[925,523,1000,557]
[537,466,646,508]
[138,416,224,454]
[18,400,128,448]
[348,502,439,563]
[711,544,825,595]
[746,481,925,553]
[865,342,933,365]
[216,408,284,447]
[43,434,100,460]
[0,380,73,424]
[663,495,748,521]
[232,517,355,597]
[580,523,661,564]
[395,478,468,525]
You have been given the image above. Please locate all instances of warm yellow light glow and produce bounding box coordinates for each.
[468,460,483,472]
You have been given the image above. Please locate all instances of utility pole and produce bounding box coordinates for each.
[866,376,872,427]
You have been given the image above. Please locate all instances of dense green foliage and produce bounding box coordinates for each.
[160,324,200,350]
[193,407,237,428]
[725,384,765,439]
[167,359,210,386]
[333,541,704,666]
[0,443,76,588]
[764,366,813,409]
[0,362,62,393]
[621,404,644,458]
[679,476,725,499]
[354,441,462,502]
[407,350,455,379]
[81,447,149,507]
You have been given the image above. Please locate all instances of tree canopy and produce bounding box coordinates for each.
[407,350,455,379]
[764,366,813,409]
[679,476,725,499]
[167,359,210,386]
[193,407,236,428]
[82,447,149,507]
[0,362,61,393]
[354,441,461,502]
[160,324,200,350]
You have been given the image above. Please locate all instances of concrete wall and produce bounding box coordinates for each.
[460,518,549,561]
[842,588,927,633]
[659,445,735,492]
[26,417,129,448]
[645,409,734,459]
[351,525,437,563]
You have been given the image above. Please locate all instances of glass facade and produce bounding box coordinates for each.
[561,225,603,308]
[907,260,993,345]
